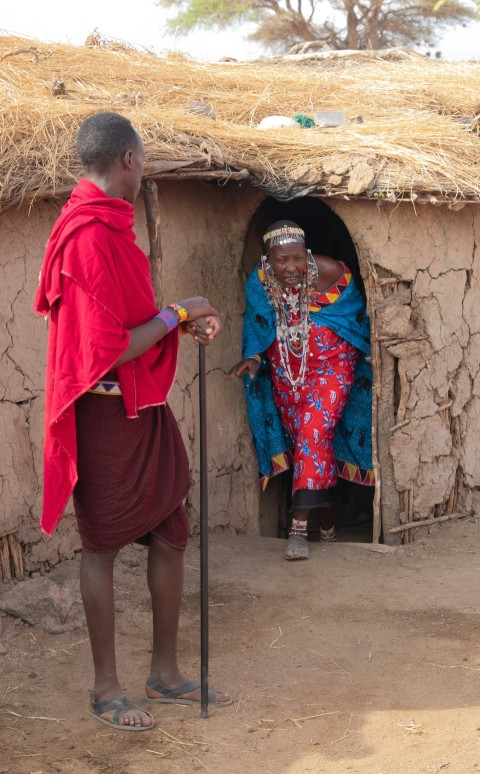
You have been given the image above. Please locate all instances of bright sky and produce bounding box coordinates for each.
[0,0,479,61]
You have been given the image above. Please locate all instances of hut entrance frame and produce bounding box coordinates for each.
[242,196,387,545]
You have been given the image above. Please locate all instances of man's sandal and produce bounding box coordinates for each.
[285,535,310,560]
[89,693,154,731]
[145,676,233,707]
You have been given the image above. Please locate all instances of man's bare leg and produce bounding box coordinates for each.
[80,548,153,727]
[146,536,230,704]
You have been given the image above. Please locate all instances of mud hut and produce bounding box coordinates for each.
[1,34,480,580]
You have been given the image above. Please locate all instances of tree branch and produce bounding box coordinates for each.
[157,0,476,52]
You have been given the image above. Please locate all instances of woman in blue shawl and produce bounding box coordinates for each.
[228,221,373,560]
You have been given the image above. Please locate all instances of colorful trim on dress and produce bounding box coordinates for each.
[87,380,122,396]
[259,451,292,491]
[257,262,352,314]
[336,459,375,486]
[309,264,352,312]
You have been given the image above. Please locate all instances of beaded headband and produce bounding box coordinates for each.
[263,226,305,246]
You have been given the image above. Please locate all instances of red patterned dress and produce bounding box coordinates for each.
[266,264,358,498]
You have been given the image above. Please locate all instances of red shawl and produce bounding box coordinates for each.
[34,178,178,535]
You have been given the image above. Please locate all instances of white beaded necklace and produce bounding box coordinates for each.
[275,279,310,390]
[261,248,318,390]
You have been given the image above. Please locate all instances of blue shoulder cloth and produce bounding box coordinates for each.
[241,266,373,482]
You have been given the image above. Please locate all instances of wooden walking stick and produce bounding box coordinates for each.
[198,344,209,718]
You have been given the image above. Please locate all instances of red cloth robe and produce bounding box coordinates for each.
[34,179,178,535]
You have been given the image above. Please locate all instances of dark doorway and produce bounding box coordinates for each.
[242,195,373,543]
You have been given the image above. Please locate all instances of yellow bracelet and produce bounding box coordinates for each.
[167,303,188,324]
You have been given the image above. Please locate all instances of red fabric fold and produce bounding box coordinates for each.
[34,179,178,535]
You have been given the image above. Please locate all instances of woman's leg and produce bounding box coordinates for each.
[80,548,153,727]
[306,504,335,541]
[285,507,310,559]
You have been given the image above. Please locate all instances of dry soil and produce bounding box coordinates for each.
[2,519,480,774]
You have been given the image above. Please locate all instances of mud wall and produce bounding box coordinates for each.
[0,180,263,575]
[330,200,480,535]
[3,186,479,573]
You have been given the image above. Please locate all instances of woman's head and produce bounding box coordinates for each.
[263,220,308,288]
[76,112,145,203]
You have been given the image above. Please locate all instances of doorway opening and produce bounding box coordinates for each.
[242,195,374,544]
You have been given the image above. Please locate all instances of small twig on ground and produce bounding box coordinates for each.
[308,651,353,684]
[5,725,27,737]
[427,662,480,671]
[1,682,19,702]
[2,709,63,722]
[401,720,424,734]
[269,626,286,649]
[286,711,340,725]
[156,727,196,746]
[112,580,141,594]
[171,744,209,770]
[325,713,354,747]
[46,638,89,657]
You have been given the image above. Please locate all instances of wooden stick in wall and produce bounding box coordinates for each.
[7,533,23,580]
[389,510,467,533]
[365,271,382,544]
[142,179,163,308]
[0,538,11,581]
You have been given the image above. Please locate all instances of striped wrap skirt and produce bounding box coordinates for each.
[73,388,190,553]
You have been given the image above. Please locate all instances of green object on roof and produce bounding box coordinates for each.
[292,113,315,128]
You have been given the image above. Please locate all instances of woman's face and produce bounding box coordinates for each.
[267,243,308,288]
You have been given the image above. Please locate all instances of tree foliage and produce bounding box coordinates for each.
[158,0,477,53]
[434,0,479,10]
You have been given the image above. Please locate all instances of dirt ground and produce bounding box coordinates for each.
[2,518,480,774]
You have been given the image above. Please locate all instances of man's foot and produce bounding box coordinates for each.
[145,676,232,707]
[89,692,154,731]
[285,535,310,560]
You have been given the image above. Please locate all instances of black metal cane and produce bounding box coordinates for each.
[199,344,209,718]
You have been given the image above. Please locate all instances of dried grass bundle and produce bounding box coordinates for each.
[0,34,479,204]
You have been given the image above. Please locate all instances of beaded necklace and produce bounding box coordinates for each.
[261,250,318,390]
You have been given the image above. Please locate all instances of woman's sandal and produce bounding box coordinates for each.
[285,535,310,560]
[89,693,154,731]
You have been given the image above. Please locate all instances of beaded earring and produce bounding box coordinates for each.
[261,254,278,288]
[306,249,318,288]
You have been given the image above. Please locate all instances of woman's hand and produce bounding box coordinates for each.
[183,315,222,345]
[227,358,260,380]
[178,297,219,322]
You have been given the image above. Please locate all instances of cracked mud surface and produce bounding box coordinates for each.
[2,522,480,774]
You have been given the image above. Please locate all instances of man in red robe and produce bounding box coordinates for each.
[34,112,231,730]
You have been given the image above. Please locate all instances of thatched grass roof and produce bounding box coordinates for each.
[1,34,480,206]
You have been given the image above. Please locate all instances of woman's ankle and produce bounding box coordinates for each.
[289,518,308,539]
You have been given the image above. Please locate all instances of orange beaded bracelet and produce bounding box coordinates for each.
[167,303,188,324]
